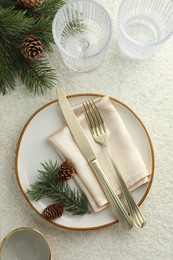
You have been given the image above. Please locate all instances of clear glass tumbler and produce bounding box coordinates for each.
[52,0,112,72]
[117,0,173,59]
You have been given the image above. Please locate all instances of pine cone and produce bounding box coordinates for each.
[42,203,64,220]
[21,36,44,61]
[17,0,42,9]
[57,160,75,180]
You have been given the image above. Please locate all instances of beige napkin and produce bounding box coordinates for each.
[48,96,150,212]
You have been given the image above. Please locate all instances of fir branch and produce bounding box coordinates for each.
[0,5,56,95]
[17,55,56,94]
[27,160,90,215]
[28,16,54,52]
[0,1,86,95]
[27,160,59,201]
[0,0,16,9]
[0,7,34,94]
[0,48,16,94]
[47,181,89,215]
[0,7,33,39]
[34,0,67,19]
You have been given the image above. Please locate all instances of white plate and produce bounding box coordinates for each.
[16,94,154,230]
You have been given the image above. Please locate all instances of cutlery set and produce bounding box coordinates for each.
[57,88,146,230]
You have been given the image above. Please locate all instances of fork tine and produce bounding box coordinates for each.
[91,100,106,133]
[87,101,100,133]
[83,102,97,136]
[88,100,104,136]
[83,100,107,137]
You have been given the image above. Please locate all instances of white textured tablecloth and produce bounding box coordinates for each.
[0,1,173,259]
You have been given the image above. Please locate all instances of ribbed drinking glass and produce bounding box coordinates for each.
[52,0,112,72]
[117,0,173,59]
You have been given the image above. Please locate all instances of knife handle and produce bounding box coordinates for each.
[90,159,133,230]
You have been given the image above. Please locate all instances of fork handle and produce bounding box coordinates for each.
[105,145,146,228]
[90,159,133,230]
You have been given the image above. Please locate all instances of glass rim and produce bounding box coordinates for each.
[52,0,112,60]
[117,0,173,47]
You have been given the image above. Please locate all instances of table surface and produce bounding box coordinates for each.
[0,1,173,259]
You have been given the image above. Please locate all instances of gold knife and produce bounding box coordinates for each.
[56,88,133,230]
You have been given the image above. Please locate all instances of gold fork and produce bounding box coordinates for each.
[83,100,146,228]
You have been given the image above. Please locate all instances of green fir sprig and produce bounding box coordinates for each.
[27,160,90,215]
[0,0,67,95]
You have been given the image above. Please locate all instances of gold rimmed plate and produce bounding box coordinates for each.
[15,93,154,230]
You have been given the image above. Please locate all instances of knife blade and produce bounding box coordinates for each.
[56,88,133,230]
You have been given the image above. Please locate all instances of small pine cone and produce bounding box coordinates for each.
[21,36,44,60]
[57,160,75,180]
[17,0,42,9]
[42,203,64,220]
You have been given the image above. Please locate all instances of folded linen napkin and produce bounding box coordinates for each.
[48,96,150,212]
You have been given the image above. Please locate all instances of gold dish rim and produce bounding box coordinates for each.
[0,227,51,259]
[15,93,155,231]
